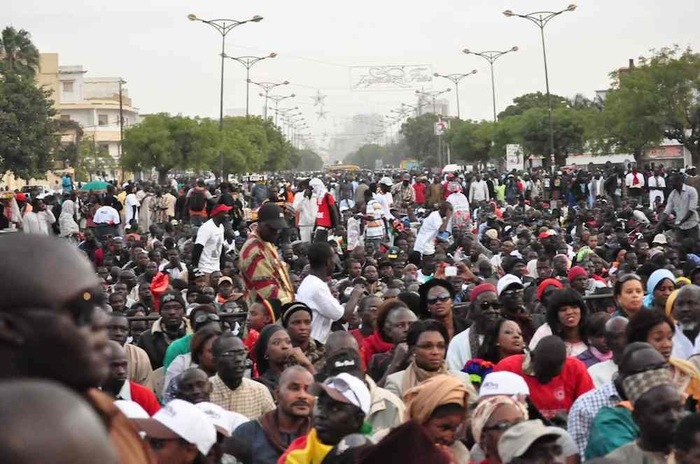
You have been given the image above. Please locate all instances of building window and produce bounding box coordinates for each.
[62,81,74,93]
[99,144,110,155]
[98,114,109,126]
[59,114,71,121]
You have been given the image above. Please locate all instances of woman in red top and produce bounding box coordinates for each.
[362,299,410,366]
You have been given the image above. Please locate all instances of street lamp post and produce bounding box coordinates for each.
[415,88,451,115]
[261,93,296,126]
[188,13,263,179]
[462,47,518,122]
[502,4,576,164]
[249,80,290,120]
[432,70,477,119]
[222,52,276,117]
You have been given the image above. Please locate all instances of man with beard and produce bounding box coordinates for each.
[671,284,700,359]
[0,234,154,463]
[279,373,370,464]
[138,290,190,369]
[102,341,160,415]
[232,366,315,464]
[107,312,153,385]
[447,283,501,371]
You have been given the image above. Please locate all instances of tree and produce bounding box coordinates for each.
[297,149,324,171]
[0,27,40,78]
[603,46,700,164]
[498,92,569,120]
[0,74,58,180]
[400,113,440,166]
[446,119,495,165]
[345,144,389,168]
[516,106,587,165]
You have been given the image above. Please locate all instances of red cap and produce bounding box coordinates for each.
[210,204,232,217]
[469,283,498,303]
[15,193,27,202]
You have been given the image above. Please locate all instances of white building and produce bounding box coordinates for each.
[58,65,139,179]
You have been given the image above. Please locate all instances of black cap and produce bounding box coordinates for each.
[258,203,287,228]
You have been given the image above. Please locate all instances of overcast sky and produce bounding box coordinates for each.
[6,0,700,150]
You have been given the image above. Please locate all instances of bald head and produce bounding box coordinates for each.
[0,234,99,312]
[0,380,117,464]
[605,316,629,364]
[279,365,314,388]
[325,331,359,359]
[105,340,125,360]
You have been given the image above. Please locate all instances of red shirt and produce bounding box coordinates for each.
[494,354,594,419]
[413,182,426,204]
[315,193,335,228]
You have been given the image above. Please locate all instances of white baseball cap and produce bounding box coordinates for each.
[498,420,565,463]
[379,176,394,186]
[478,372,530,398]
[136,399,217,455]
[314,373,371,415]
[196,402,247,437]
[114,400,150,419]
[497,274,524,297]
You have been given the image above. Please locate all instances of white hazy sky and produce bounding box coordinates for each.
[5,0,700,149]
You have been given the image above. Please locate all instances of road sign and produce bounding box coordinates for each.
[434,120,449,136]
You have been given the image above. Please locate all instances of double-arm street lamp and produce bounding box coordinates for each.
[502,4,577,163]
[260,93,296,126]
[432,70,477,119]
[462,47,518,122]
[188,13,263,178]
[415,88,451,116]
[222,52,276,117]
[249,80,290,120]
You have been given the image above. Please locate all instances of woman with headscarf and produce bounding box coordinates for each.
[58,192,80,237]
[253,325,316,394]
[309,178,338,243]
[402,374,472,463]
[281,301,325,366]
[446,182,470,232]
[643,268,676,312]
[469,395,529,464]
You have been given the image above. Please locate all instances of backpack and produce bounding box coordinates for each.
[189,189,206,212]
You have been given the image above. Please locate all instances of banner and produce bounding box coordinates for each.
[350,65,433,91]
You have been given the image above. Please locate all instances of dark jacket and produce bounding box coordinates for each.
[137,319,187,369]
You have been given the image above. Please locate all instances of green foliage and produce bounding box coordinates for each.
[602,46,700,163]
[498,92,569,120]
[345,144,389,168]
[0,27,40,78]
[400,113,440,166]
[297,149,324,171]
[446,119,494,164]
[0,74,58,179]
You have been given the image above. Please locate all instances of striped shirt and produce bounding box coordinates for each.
[209,375,275,420]
[567,382,620,455]
[239,232,294,305]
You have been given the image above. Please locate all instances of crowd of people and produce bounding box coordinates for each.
[4,162,700,464]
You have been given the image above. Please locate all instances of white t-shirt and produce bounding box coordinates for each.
[125,193,140,224]
[413,211,443,254]
[446,327,485,371]
[296,274,345,344]
[195,219,225,273]
[93,205,121,225]
[365,199,385,239]
[588,359,618,388]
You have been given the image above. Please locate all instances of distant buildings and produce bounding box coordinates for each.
[38,53,139,180]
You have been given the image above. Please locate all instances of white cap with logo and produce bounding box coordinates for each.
[136,399,217,455]
[479,372,530,398]
[314,372,371,415]
[196,402,249,437]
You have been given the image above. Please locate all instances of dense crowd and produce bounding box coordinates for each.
[4,163,700,464]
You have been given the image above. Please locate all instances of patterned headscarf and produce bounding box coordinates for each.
[403,375,470,424]
[622,367,674,405]
[470,395,529,444]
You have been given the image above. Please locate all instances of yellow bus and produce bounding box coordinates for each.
[322,164,361,174]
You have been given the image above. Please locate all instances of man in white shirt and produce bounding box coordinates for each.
[658,172,700,241]
[669,285,700,360]
[625,167,645,201]
[93,199,121,239]
[22,198,56,235]
[647,169,666,206]
[192,204,230,279]
[588,316,628,388]
[124,185,140,229]
[292,180,317,243]
[412,201,453,257]
[296,242,365,344]
[469,173,490,205]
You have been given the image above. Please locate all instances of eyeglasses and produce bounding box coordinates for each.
[195,313,221,325]
[483,419,524,432]
[427,294,451,305]
[480,301,503,311]
[502,289,524,297]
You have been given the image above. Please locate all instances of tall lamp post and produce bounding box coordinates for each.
[222,52,276,117]
[432,70,477,119]
[261,93,296,126]
[415,88,451,115]
[188,13,263,179]
[462,47,518,122]
[249,80,290,119]
[502,4,577,164]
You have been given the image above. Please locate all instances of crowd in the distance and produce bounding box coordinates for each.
[4,162,700,464]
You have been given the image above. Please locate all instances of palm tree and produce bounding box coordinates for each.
[0,26,40,78]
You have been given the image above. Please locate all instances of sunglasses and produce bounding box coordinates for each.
[195,313,221,325]
[502,289,524,297]
[483,419,524,432]
[427,294,451,305]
